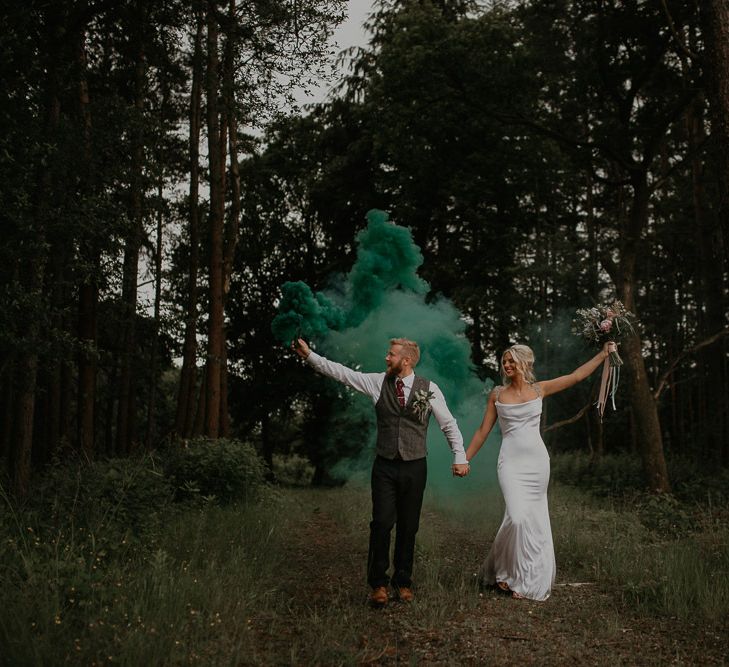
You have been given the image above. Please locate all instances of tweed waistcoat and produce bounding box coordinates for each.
[375,375,431,461]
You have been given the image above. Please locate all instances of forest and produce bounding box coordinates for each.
[2,0,728,496]
[2,0,729,663]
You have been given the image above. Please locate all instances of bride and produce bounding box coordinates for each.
[465,341,615,600]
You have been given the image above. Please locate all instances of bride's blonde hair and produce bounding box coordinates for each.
[501,344,536,385]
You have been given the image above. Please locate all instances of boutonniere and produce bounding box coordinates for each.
[411,389,435,423]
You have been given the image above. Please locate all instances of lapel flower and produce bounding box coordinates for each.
[411,388,435,423]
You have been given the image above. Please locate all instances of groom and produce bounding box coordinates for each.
[292,337,469,606]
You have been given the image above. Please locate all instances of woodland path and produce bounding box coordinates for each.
[244,487,727,665]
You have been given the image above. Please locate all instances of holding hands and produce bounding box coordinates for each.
[452,462,470,478]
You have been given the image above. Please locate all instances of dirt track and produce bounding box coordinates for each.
[245,489,728,665]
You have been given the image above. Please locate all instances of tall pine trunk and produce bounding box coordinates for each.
[687,99,728,463]
[117,9,148,454]
[146,146,165,448]
[76,21,98,461]
[616,173,671,492]
[701,0,729,464]
[11,9,64,495]
[203,0,225,438]
[175,5,205,439]
[219,0,243,438]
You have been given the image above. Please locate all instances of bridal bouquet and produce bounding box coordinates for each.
[572,300,637,418]
[411,389,435,423]
[572,300,636,366]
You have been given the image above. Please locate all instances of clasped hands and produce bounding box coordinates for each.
[452,463,470,478]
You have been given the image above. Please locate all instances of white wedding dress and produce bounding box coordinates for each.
[481,386,555,601]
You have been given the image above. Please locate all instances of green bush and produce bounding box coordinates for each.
[163,437,269,504]
[634,492,693,537]
[17,455,175,550]
[551,451,729,505]
[550,451,645,496]
[273,453,314,486]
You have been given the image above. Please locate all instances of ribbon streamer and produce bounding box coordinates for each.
[596,358,620,420]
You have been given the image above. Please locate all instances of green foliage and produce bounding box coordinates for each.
[0,472,286,665]
[1,479,727,663]
[163,437,270,504]
[272,453,315,486]
[551,484,729,623]
[26,455,174,544]
[551,451,647,497]
[552,451,729,505]
[634,492,694,537]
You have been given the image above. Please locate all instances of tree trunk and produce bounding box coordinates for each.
[700,0,729,464]
[218,0,243,439]
[10,6,64,495]
[175,3,205,439]
[192,367,207,437]
[45,244,73,461]
[1,373,13,461]
[12,348,40,497]
[117,9,148,455]
[76,22,98,461]
[203,0,225,438]
[686,99,728,464]
[146,152,164,448]
[617,174,671,492]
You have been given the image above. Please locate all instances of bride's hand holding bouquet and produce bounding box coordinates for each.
[572,300,638,418]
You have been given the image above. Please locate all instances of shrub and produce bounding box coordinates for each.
[163,437,269,504]
[273,453,314,486]
[28,455,174,538]
[550,451,645,496]
[551,450,729,506]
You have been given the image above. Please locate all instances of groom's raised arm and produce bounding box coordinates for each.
[293,339,383,402]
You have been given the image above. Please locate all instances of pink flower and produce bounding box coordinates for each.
[599,319,613,332]
[605,308,615,318]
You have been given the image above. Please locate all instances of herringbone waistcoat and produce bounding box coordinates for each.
[375,375,431,460]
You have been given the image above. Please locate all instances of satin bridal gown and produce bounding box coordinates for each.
[481,386,555,601]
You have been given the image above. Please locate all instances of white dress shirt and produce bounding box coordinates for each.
[306,351,467,464]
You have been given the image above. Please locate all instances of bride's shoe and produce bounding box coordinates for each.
[496,582,510,593]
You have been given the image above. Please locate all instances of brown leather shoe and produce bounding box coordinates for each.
[369,586,388,606]
[396,586,414,602]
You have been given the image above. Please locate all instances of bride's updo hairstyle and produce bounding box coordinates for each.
[501,344,536,385]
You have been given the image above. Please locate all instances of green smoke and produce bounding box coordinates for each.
[272,209,499,495]
[271,281,345,343]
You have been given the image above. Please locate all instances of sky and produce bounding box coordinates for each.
[293,0,374,106]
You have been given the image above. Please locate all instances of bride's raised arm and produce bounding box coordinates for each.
[538,341,615,398]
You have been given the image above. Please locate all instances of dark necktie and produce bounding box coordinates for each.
[395,378,405,408]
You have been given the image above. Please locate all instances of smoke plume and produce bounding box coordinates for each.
[273,209,499,495]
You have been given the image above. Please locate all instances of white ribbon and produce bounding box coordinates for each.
[596,358,620,420]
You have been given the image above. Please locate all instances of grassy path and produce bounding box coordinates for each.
[246,485,728,665]
[3,479,727,665]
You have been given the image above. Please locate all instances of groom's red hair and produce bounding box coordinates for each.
[390,338,420,366]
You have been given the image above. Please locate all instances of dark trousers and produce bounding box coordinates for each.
[367,455,427,589]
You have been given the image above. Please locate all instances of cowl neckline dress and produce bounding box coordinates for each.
[481,393,556,601]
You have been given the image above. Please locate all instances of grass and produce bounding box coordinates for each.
[0,498,288,666]
[1,459,728,665]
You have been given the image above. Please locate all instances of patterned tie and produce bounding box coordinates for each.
[395,378,405,408]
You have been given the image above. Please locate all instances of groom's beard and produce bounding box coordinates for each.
[386,361,403,377]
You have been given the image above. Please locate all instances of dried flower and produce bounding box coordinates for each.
[411,389,435,423]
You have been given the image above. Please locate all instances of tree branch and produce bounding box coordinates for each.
[659,0,698,63]
[653,327,729,400]
[543,401,593,433]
